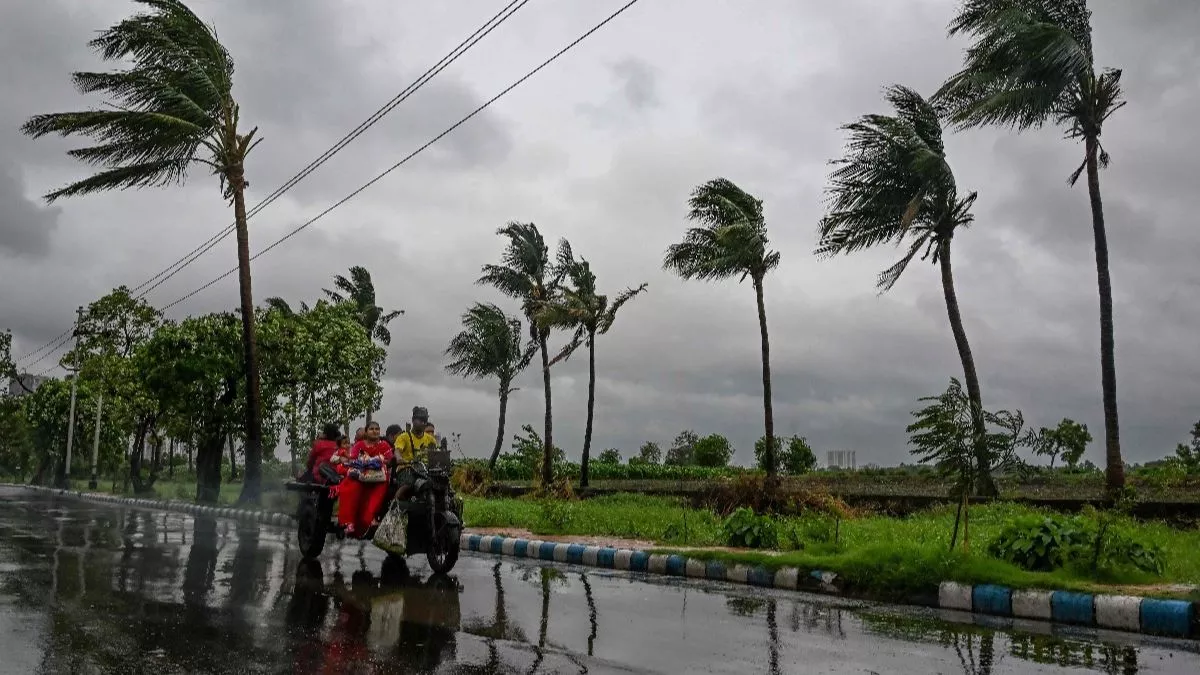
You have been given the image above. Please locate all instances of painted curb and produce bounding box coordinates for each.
[11,484,296,528]
[455,532,1196,641]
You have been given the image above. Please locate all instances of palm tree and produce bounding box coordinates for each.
[818,85,996,497]
[324,266,404,425]
[478,222,564,486]
[934,0,1127,491]
[21,0,268,504]
[444,303,537,469]
[538,242,647,488]
[664,178,781,477]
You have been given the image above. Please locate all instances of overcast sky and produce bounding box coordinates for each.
[2,0,1197,468]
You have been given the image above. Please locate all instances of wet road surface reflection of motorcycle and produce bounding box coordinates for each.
[287,447,464,574]
[286,558,463,672]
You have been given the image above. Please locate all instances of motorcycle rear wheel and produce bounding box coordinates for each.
[297,498,328,559]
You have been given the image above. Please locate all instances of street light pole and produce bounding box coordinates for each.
[62,306,82,488]
[88,392,103,489]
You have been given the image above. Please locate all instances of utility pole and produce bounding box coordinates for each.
[62,306,82,488]
[88,392,103,489]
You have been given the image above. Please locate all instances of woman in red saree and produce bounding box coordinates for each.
[332,421,394,536]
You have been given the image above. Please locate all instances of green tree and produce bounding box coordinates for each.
[139,313,243,502]
[908,378,1027,550]
[665,430,698,466]
[1173,420,1200,475]
[694,433,733,468]
[1031,418,1093,468]
[537,241,647,488]
[445,303,537,470]
[22,0,269,503]
[64,287,163,492]
[664,179,781,477]
[935,0,1127,492]
[755,435,817,475]
[819,85,994,496]
[479,223,566,486]
[637,441,662,465]
[595,448,622,465]
[323,266,403,426]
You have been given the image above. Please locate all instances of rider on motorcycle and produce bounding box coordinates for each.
[392,406,440,501]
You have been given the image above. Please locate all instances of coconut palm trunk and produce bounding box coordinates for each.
[580,329,598,488]
[937,237,995,496]
[753,275,776,479]
[1085,135,1123,491]
[539,334,554,486]
[229,166,264,503]
[490,384,510,470]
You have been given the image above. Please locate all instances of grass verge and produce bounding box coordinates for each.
[464,493,1200,600]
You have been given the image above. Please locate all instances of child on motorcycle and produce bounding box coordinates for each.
[332,421,394,536]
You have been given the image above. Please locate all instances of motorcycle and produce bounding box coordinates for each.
[286,447,464,574]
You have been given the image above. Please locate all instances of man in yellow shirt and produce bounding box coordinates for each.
[393,406,440,501]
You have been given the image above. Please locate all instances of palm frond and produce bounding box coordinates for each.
[876,231,934,293]
[937,0,1097,133]
[598,283,648,334]
[21,0,242,202]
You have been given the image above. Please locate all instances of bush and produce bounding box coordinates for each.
[694,434,733,468]
[988,513,1165,577]
[721,507,778,549]
[988,515,1090,572]
[451,462,491,496]
[595,449,621,465]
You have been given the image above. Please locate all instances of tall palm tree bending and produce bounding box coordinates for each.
[664,178,781,477]
[478,223,564,486]
[819,84,996,496]
[445,303,537,470]
[935,0,1127,490]
[539,241,647,488]
[21,0,268,503]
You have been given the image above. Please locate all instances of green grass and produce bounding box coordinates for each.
[464,493,1200,599]
[67,478,296,512]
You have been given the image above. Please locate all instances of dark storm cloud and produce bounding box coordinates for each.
[2,0,1197,465]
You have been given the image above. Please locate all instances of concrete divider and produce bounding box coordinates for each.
[457,531,1196,641]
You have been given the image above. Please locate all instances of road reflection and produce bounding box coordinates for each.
[1,492,1196,674]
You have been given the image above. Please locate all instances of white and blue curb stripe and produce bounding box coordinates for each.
[461,533,1198,641]
[937,581,1195,639]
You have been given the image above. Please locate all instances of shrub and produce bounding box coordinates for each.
[451,462,491,496]
[988,515,1090,572]
[721,507,778,549]
[988,513,1166,577]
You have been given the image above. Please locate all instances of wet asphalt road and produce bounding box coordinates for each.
[1,488,1199,674]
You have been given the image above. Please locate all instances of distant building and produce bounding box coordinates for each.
[826,450,857,470]
[7,373,48,397]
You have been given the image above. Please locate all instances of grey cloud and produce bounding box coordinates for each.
[3,0,1198,467]
[0,165,60,258]
[611,58,659,110]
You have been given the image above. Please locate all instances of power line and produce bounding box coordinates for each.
[12,0,531,366]
[130,0,533,301]
[162,0,645,313]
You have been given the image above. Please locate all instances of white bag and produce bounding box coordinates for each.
[372,500,408,556]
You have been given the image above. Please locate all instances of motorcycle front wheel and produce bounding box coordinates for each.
[426,512,460,575]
